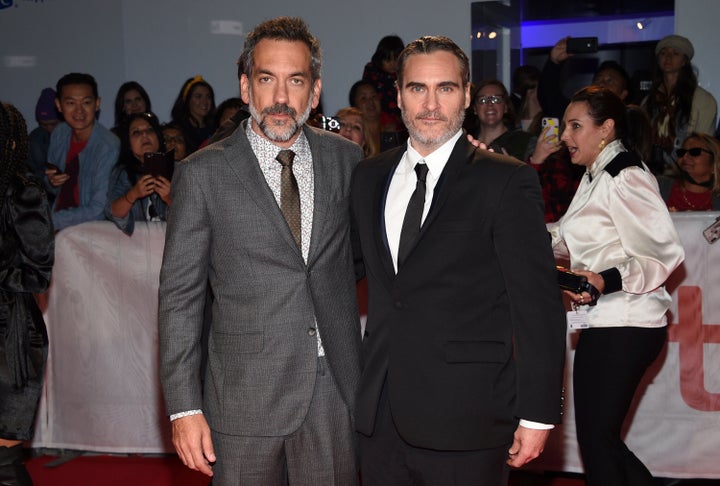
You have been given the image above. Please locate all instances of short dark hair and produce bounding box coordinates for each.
[371,35,405,66]
[56,73,99,99]
[396,36,469,89]
[593,61,630,93]
[239,17,322,83]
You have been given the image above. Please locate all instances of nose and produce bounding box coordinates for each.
[274,82,290,105]
[424,91,439,110]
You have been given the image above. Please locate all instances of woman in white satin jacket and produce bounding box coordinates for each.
[550,87,684,486]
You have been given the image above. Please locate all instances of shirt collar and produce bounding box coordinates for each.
[402,129,463,179]
[588,139,626,179]
[246,121,309,158]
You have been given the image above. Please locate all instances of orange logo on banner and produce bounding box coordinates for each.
[667,286,720,411]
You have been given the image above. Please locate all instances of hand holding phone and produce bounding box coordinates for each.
[566,37,599,54]
[542,117,559,142]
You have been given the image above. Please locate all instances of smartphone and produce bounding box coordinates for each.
[142,151,174,181]
[566,37,599,54]
[45,162,63,174]
[542,117,559,140]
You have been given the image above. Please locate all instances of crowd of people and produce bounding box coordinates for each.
[0,17,716,486]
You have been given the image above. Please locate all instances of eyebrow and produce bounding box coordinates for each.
[256,69,308,78]
[404,80,460,89]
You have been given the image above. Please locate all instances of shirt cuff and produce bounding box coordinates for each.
[599,267,622,294]
[169,409,203,422]
[519,419,555,430]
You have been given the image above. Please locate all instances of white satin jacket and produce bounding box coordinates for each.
[550,140,685,328]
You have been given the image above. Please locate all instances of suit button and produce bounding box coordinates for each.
[308,328,317,336]
[394,301,403,309]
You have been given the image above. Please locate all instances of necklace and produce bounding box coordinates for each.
[680,184,712,210]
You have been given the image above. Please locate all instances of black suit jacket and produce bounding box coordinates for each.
[351,135,566,451]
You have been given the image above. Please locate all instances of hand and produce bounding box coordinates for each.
[507,425,550,468]
[45,168,70,188]
[172,414,215,477]
[562,269,605,305]
[153,176,172,205]
[529,126,562,165]
[466,134,491,152]
[128,174,156,202]
[550,37,572,64]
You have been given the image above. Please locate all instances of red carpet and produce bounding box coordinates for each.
[25,452,586,486]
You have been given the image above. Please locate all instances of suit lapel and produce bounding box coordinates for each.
[419,137,476,233]
[222,120,304,261]
[306,127,329,268]
[371,148,405,282]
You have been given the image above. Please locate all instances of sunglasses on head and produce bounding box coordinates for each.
[476,95,504,105]
[676,147,712,158]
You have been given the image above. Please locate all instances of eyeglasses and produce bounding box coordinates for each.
[476,95,504,105]
[676,147,712,158]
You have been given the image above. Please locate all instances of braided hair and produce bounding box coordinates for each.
[0,102,30,212]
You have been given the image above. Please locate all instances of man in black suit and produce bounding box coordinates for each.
[350,35,567,485]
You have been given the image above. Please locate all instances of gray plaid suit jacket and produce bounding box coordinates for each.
[158,120,363,436]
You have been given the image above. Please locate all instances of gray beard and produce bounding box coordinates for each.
[401,108,465,150]
[248,90,313,143]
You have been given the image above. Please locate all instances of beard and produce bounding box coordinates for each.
[248,90,314,143]
[401,107,465,150]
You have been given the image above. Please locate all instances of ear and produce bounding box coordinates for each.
[311,78,322,110]
[95,96,101,112]
[240,74,250,105]
[464,84,471,110]
[601,118,615,137]
[55,98,62,114]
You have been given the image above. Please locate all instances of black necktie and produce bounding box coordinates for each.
[398,162,428,268]
[276,149,301,248]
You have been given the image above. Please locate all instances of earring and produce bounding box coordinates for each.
[598,138,606,150]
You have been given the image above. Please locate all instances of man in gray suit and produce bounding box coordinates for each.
[158,17,363,485]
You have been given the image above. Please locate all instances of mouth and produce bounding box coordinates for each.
[567,146,578,157]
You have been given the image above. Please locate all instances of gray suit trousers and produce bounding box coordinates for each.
[211,357,358,486]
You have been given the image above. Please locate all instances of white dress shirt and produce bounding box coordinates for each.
[385,130,462,273]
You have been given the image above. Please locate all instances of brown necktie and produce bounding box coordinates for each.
[276,149,301,248]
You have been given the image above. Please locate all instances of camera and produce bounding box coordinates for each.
[318,115,341,133]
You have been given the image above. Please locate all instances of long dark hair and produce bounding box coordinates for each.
[370,35,404,67]
[0,102,30,212]
[114,81,152,128]
[170,76,216,127]
[117,112,165,183]
[645,59,697,127]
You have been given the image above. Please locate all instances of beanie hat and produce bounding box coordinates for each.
[35,87,60,122]
[655,35,694,61]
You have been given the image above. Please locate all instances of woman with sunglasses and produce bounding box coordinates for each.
[657,132,720,211]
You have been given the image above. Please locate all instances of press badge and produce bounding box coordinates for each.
[567,307,590,330]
